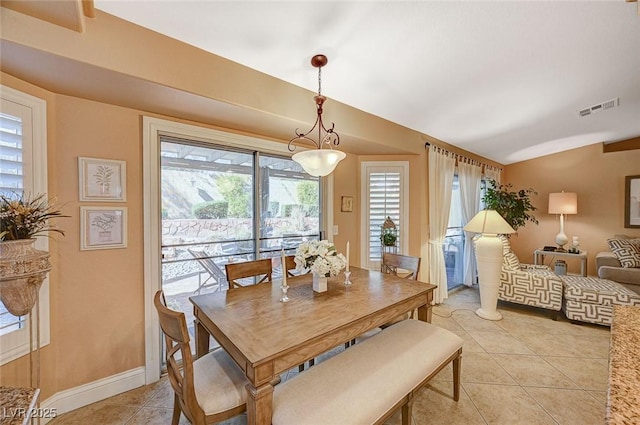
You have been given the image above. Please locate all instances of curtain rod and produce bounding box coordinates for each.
[424,141,502,172]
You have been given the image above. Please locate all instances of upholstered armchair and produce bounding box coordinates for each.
[498,235,563,314]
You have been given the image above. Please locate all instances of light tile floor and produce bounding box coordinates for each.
[49,286,611,425]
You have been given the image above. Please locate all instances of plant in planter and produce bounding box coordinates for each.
[381,230,397,247]
[0,193,67,316]
[482,180,538,232]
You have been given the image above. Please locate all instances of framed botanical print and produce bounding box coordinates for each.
[341,196,353,212]
[80,207,127,250]
[78,157,126,202]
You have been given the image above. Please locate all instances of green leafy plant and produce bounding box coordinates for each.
[381,229,397,246]
[482,180,538,232]
[216,175,251,218]
[193,201,228,219]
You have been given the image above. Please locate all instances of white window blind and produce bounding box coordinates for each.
[0,86,50,365]
[0,101,28,337]
[0,109,25,193]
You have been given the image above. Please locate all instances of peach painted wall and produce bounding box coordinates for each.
[0,74,145,397]
[505,143,640,276]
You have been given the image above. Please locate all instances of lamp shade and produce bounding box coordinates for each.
[548,192,577,214]
[292,149,346,177]
[463,210,515,235]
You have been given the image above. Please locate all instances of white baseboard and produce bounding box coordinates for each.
[40,366,147,424]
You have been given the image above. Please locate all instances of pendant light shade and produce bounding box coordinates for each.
[288,54,345,177]
[292,149,346,177]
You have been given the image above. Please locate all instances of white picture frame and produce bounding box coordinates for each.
[78,157,126,201]
[80,207,128,250]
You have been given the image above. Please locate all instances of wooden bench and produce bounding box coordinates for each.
[272,319,463,425]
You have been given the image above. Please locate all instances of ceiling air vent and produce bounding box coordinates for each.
[578,97,619,117]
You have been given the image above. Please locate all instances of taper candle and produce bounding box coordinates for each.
[281,249,287,285]
[346,241,350,272]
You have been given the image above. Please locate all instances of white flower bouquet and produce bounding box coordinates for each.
[294,239,347,277]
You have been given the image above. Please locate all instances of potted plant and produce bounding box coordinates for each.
[0,193,66,316]
[380,216,398,247]
[482,180,538,232]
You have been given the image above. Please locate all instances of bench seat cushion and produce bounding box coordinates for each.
[272,319,463,425]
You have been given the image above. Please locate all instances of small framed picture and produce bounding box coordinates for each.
[341,196,353,212]
[625,175,640,228]
[78,157,126,202]
[80,207,127,250]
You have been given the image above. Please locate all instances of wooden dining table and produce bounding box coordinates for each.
[190,266,436,425]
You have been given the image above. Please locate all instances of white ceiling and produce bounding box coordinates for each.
[95,1,640,164]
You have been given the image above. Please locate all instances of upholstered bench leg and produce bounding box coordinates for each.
[401,397,414,425]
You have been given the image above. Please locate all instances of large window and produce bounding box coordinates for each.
[0,86,49,365]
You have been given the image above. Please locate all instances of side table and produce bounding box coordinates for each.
[533,249,588,276]
[0,386,40,425]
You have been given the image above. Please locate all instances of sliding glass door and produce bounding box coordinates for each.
[159,137,320,319]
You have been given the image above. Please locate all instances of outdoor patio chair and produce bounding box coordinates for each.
[188,249,228,294]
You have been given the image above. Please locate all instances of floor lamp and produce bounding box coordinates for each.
[464,210,515,320]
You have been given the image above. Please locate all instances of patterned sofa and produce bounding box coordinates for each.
[595,235,640,295]
[498,236,564,315]
[561,275,640,326]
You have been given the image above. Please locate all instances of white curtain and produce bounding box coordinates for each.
[458,161,482,287]
[484,165,501,183]
[428,145,456,304]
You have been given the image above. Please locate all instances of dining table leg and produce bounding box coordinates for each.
[246,382,274,425]
[417,303,433,323]
[194,318,210,359]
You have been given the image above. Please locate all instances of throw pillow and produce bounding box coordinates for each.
[607,238,640,268]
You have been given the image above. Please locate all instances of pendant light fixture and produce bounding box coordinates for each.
[288,54,345,177]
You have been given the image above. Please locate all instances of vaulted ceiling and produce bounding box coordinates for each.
[3,1,639,164]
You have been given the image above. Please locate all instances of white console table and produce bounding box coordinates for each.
[533,249,588,276]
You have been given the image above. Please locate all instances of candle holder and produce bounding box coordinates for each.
[343,270,352,286]
[279,282,290,302]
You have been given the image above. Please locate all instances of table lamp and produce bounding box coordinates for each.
[548,191,577,252]
[464,210,515,320]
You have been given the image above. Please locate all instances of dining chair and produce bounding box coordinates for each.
[381,252,421,280]
[284,255,310,277]
[380,252,422,325]
[282,254,316,372]
[346,253,423,349]
[188,249,228,294]
[153,290,248,425]
[225,258,272,289]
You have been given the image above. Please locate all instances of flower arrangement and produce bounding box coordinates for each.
[294,239,347,277]
[0,192,67,241]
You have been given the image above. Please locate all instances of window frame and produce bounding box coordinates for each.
[143,116,331,383]
[360,161,409,270]
[0,85,50,365]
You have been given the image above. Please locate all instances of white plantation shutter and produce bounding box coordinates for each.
[0,86,50,365]
[361,162,409,269]
[0,107,26,193]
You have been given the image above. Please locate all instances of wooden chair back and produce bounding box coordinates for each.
[225,258,272,289]
[284,255,310,277]
[153,290,200,424]
[381,253,421,280]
